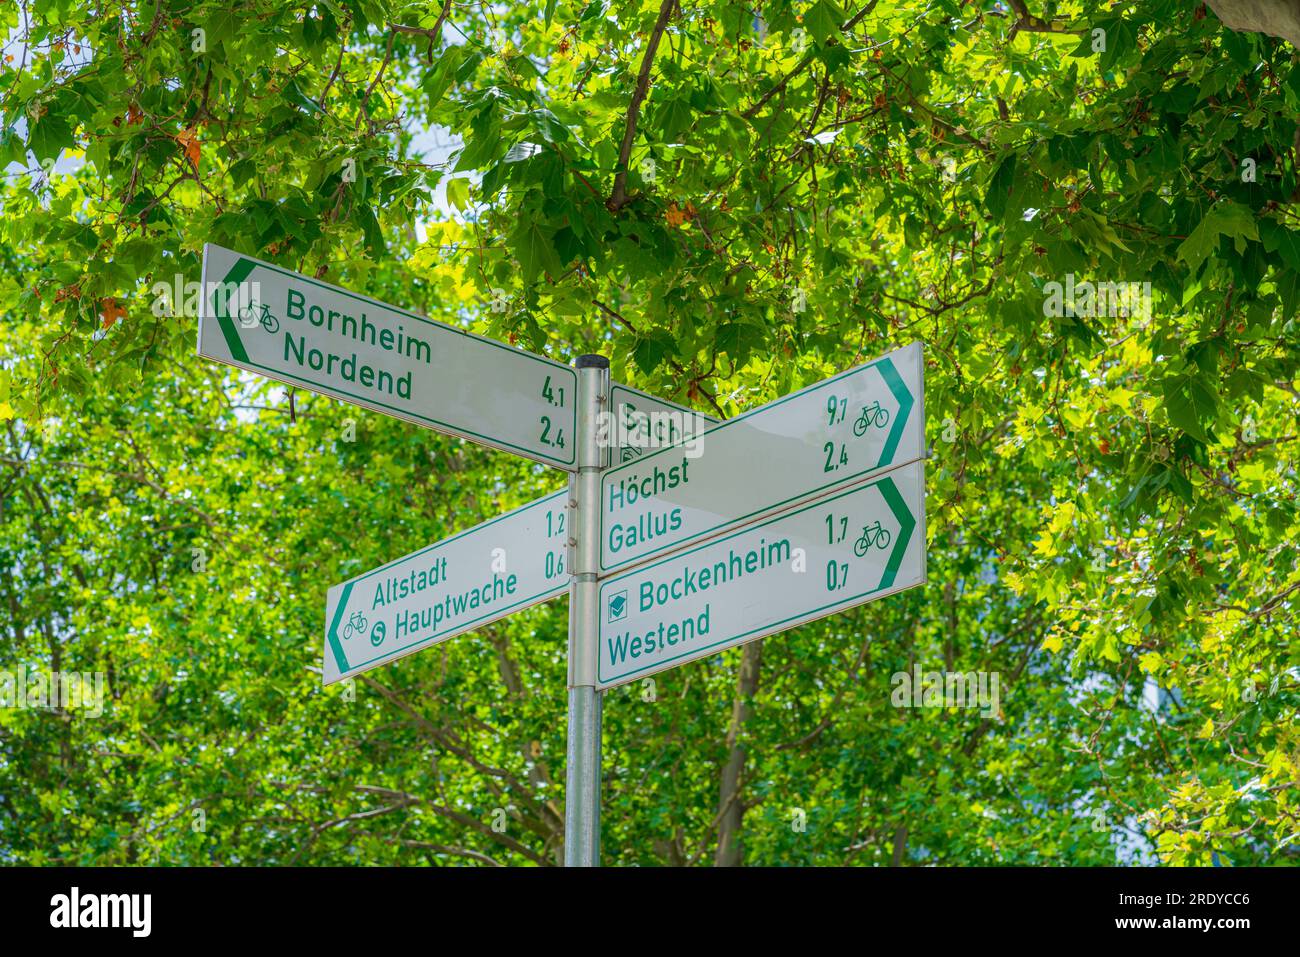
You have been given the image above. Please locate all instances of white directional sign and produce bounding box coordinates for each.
[324,490,570,684]
[198,243,578,469]
[600,342,924,574]
[596,460,926,690]
[608,383,717,464]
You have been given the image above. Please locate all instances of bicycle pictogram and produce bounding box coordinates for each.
[853,521,891,557]
[853,401,890,436]
[342,610,367,641]
[236,299,280,334]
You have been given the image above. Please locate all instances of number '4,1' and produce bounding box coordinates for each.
[541,376,566,408]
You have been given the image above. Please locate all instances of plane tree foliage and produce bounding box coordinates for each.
[0,0,1297,864]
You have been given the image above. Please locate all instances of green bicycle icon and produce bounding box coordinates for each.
[342,610,367,641]
[853,401,890,436]
[236,299,280,334]
[853,521,891,557]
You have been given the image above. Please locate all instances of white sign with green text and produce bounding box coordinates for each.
[324,490,570,684]
[600,342,924,574]
[597,460,926,689]
[607,383,717,464]
[197,244,578,469]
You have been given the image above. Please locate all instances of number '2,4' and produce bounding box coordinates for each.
[540,416,566,449]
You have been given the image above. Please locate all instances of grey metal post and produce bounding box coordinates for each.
[565,353,608,866]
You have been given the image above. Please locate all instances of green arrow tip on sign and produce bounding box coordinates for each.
[325,582,354,676]
[876,475,916,590]
[211,257,258,364]
[876,356,914,469]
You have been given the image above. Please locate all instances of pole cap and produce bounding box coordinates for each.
[575,354,609,369]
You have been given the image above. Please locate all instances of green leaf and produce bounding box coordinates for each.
[446,177,471,212]
[206,9,238,46]
[1177,201,1258,275]
[1162,373,1218,443]
[27,110,74,163]
[578,0,608,22]
[657,97,694,143]
[1285,63,1300,110]
[1259,219,1300,273]
[0,126,25,167]
[284,80,323,115]
[423,46,463,112]
[526,108,571,145]
[984,154,1017,221]
[1099,20,1136,74]
[806,0,843,46]
[511,220,561,283]
[715,321,761,366]
[1142,134,1181,176]
[816,42,851,74]
[632,332,678,375]
[355,204,385,258]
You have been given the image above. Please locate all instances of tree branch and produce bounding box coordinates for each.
[1007,0,1084,35]
[607,0,677,212]
[392,0,455,44]
[741,1,879,120]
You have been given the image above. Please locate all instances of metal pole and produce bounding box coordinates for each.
[565,353,608,866]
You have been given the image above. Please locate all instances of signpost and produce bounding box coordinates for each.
[596,460,926,689]
[198,244,578,469]
[323,489,570,684]
[319,384,715,683]
[195,245,928,866]
[599,342,923,574]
